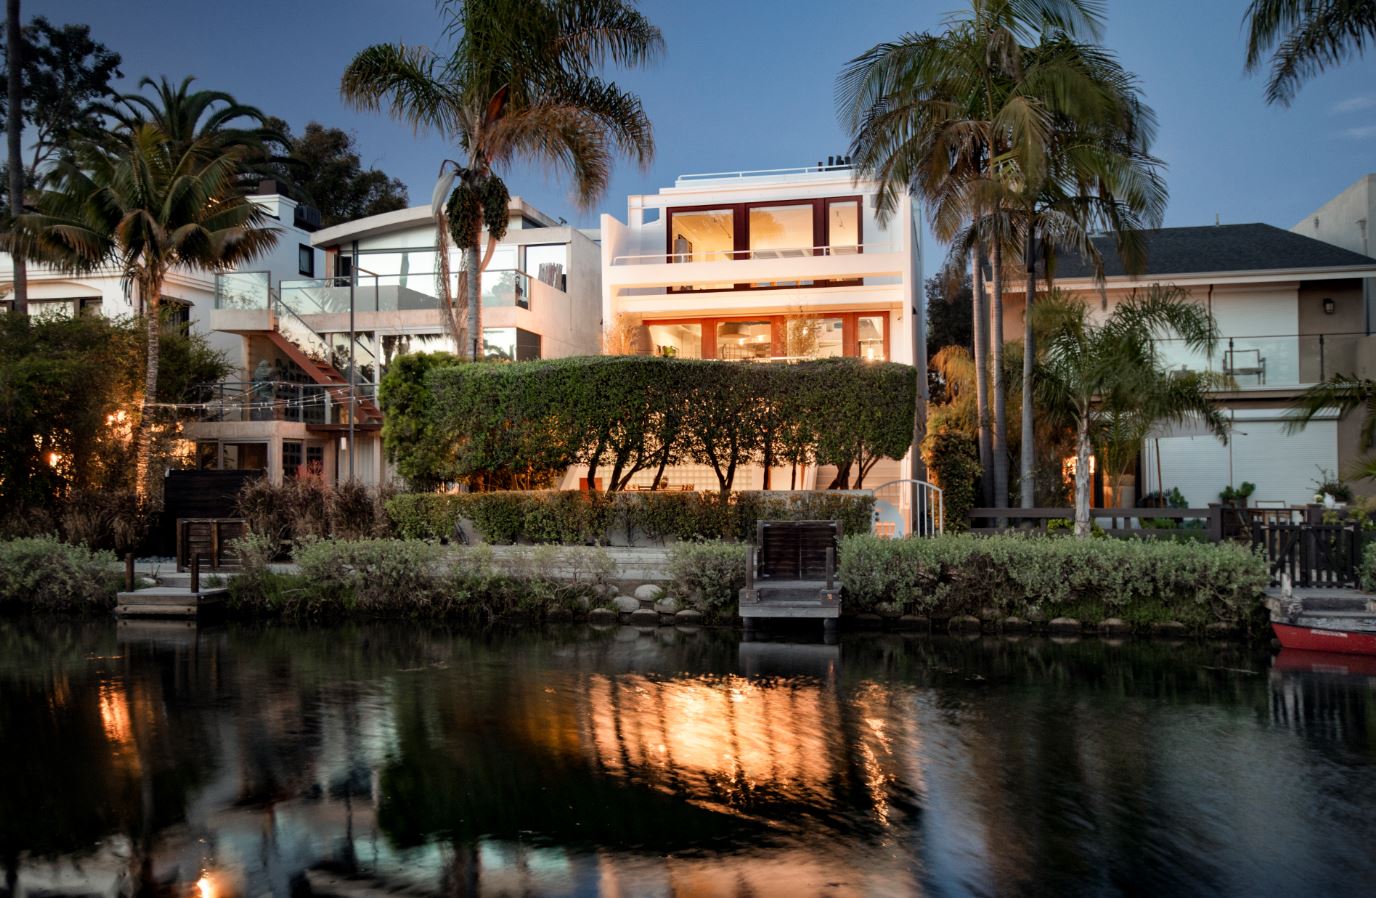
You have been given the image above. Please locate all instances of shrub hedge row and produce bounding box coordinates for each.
[228,536,618,621]
[0,536,120,612]
[838,533,1268,628]
[382,354,916,493]
[385,490,876,545]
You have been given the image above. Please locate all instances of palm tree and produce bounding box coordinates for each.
[7,125,278,499]
[1244,0,1376,105]
[1009,37,1167,508]
[6,0,26,315]
[1034,285,1224,537]
[93,75,290,188]
[1287,375,1376,478]
[839,0,1108,509]
[341,0,661,360]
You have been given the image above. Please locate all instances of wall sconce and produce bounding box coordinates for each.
[1323,297,1336,315]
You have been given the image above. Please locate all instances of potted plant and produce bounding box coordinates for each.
[1219,481,1256,507]
[1312,468,1353,508]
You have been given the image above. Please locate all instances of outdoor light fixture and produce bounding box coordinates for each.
[1323,297,1336,315]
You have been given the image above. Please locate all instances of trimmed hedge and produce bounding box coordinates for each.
[838,533,1268,629]
[384,490,877,545]
[384,354,916,493]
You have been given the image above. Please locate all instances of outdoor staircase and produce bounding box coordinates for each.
[264,331,384,428]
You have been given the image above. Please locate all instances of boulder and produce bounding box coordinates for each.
[1153,620,1189,638]
[653,596,681,615]
[1204,621,1237,639]
[978,606,1001,622]
[1098,617,1131,636]
[612,595,640,613]
[854,613,884,629]
[875,602,903,620]
[1048,616,1082,634]
[588,607,617,626]
[897,614,931,631]
[629,608,661,627]
[1000,616,1030,633]
[633,583,664,603]
[674,609,705,626]
[1025,609,1048,624]
[545,607,573,623]
[948,615,982,634]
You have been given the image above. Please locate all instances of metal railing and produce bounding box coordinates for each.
[278,268,531,314]
[611,242,896,266]
[193,379,379,426]
[676,164,855,182]
[214,271,272,310]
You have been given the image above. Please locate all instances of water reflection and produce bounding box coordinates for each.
[0,621,1374,897]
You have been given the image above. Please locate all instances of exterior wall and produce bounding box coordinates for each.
[1293,173,1375,336]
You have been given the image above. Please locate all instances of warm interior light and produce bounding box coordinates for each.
[47,451,61,468]
[1061,454,1097,482]
[196,875,214,898]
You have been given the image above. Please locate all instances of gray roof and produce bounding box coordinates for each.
[1051,222,1376,280]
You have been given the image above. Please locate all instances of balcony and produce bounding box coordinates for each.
[1154,332,1376,390]
[189,380,379,428]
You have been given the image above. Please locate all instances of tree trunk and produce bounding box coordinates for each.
[761,432,773,489]
[1073,412,1091,538]
[465,239,481,360]
[6,0,26,316]
[1020,230,1037,508]
[133,276,161,502]
[971,246,993,503]
[990,238,1008,509]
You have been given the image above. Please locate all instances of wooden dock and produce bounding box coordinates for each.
[738,520,843,634]
[115,586,228,619]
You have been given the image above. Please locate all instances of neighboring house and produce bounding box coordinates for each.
[1292,173,1376,339]
[0,181,324,473]
[193,196,603,485]
[1001,222,1376,508]
[598,162,924,508]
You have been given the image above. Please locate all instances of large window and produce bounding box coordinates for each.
[645,322,702,358]
[669,208,734,262]
[525,243,568,290]
[484,327,541,361]
[665,196,863,290]
[749,204,813,259]
[716,320,773,360]
[640,311,888,361]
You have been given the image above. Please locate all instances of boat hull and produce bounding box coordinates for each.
[1273,648,1376,676]
[1272,621,1376,656]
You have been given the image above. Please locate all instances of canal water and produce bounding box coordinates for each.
[2,619,1374,898]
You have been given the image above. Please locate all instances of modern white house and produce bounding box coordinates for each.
[596,161,924,513]
[0,182,322,370]
[192,196,604,485]
[1001,220,1376,508]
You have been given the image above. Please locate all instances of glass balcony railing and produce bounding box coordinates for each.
[1153,332,1376,389]
[278,268,531,316]
[214,271,271,310]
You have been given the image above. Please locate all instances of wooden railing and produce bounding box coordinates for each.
[969,507,1225,541]
[176,518,247,572]
[1251,521,1368,587]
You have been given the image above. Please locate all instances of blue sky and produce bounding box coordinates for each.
[35,0,1376,262]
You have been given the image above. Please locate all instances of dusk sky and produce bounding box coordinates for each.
[36,0,1376,264]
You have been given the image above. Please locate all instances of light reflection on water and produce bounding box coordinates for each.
[1,621,1375,898]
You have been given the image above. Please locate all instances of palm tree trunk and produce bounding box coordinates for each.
[134,277,161,502]
[465,240,481,360]
[6,0,26,316]
[1020,230,1037,508]
[990,239,1008,509]
[971,247,993,503]
[1073,411,1091,538]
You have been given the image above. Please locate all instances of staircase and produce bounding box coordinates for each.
[264,330,385,428]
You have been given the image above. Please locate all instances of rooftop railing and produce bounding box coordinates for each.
[675,164,855,183]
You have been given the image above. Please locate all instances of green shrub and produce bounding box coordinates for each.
[922,425,979,533]
[0,536,119,612]
[838,533,1268,629]
[385,492,465,541]
[667,541,747,621]
[292,538,449,617]
[1360,541,1376,592]
[385,489,875,546]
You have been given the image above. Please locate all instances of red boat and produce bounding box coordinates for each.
[1273,648,1376,676]
[1272,621,1376,657]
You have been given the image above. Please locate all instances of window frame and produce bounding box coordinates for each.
[639,311,889,360]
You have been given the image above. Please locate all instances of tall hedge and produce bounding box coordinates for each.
[384,355,917,493]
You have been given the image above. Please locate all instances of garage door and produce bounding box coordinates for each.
[1142,415,1336,508]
